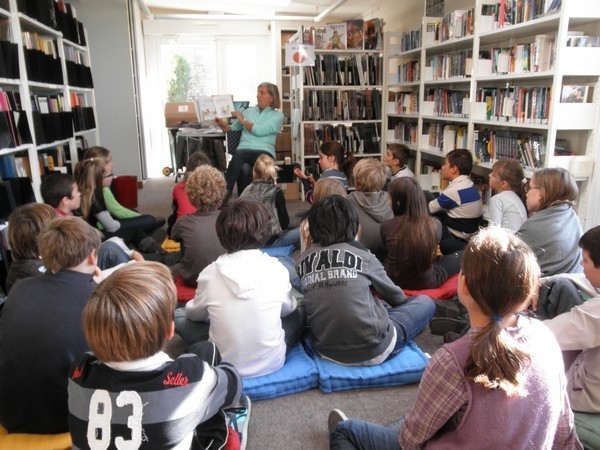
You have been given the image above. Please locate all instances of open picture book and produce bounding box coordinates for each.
[194,95,234,121]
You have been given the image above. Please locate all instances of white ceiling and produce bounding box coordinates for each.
[139,0,369,21]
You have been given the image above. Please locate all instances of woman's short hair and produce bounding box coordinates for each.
[8,203,57,260]
[38,216,101,273]
[259,82,281,109]
[82,262,177,362]
[309,195,359,246]
[185,165,226,211]
[253,154,278,182]
[313,178,347,203]
[353,158,387,192]
[216,197,272,252]
[531,167,578,210]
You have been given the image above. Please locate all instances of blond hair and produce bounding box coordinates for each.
[74,156,106,219]
[313,178,347,203]
[252,154,278,182]
[82,262,177,362]
[8,203,57,260]
[353,158,387,192]
[38,216,101,273]
[185,165,226,211]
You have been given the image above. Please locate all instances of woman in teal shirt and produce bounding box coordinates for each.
[218,82,284,196]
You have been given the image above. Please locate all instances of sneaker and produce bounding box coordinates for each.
[429,317,470,336]
[225,395,251,450]
[328,408,348,433]
[137,236,163,254]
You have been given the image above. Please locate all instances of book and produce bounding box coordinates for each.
[325,22,347,50]
[561,85,590,103]
[346,20,364,50]
[194,95,234,121]
[363,19,383,50]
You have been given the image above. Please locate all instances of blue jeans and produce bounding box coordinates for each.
[386,295,436,360]
[268,227,301,249]
[330,420,400,450]
[97,241,130,270]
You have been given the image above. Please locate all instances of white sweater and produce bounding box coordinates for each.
[185,249,296,378]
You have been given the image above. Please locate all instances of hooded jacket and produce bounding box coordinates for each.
[349,190,394,261]
[185,249,295,378]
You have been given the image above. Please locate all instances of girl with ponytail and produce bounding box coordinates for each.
[329,227,581,450]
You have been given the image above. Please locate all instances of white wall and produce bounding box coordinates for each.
[72,0,143,179]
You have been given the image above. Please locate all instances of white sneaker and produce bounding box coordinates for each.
[328,408,348,433]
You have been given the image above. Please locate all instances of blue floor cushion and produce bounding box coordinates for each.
[242,343,319,401]
[574,411,600,449]
[311,341,429,393]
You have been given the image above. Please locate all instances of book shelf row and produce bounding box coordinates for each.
[302,53,383,87]
[303,122,381,157]
[16,0,87,46]
[0,144,72,180]
[302,89,382,122]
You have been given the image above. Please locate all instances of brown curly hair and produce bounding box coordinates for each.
[185,165,226,211]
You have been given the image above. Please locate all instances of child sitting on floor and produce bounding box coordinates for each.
[382,177,461,290]
[182,198,305,378]
[384,143,414,185]
[428,149,483,254]
[328,227,581,449]
[67,262,246,449]
[75,157,177,265]
[4,203,56,293]
[167,150,212,236]
[41,172,143,266]
[297,195,435,366]
[0,216,101,434]
[294,141,355,202]
[83,146,165,230]
[484,158,527,231]
[240,154,299,248]
[171,165,227,286]
[545,225,600,413]
[519,167,582,276]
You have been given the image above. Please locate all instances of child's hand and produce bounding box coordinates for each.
[131,251,145,262]
[294,167,307,180]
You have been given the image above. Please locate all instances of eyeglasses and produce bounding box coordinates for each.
[525,182,540,193]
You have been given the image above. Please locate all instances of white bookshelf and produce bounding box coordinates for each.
[0,0,99,200]
[382,0,600,227]
[289,26,386,194]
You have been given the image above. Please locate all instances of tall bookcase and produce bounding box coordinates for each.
[383,0,600,228]
[289,27,385,190]
[0,0,99,201]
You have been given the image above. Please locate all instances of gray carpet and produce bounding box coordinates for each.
[138,176,444,450]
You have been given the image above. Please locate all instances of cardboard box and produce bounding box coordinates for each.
[164,102,198,127]
[280,181,300,200]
